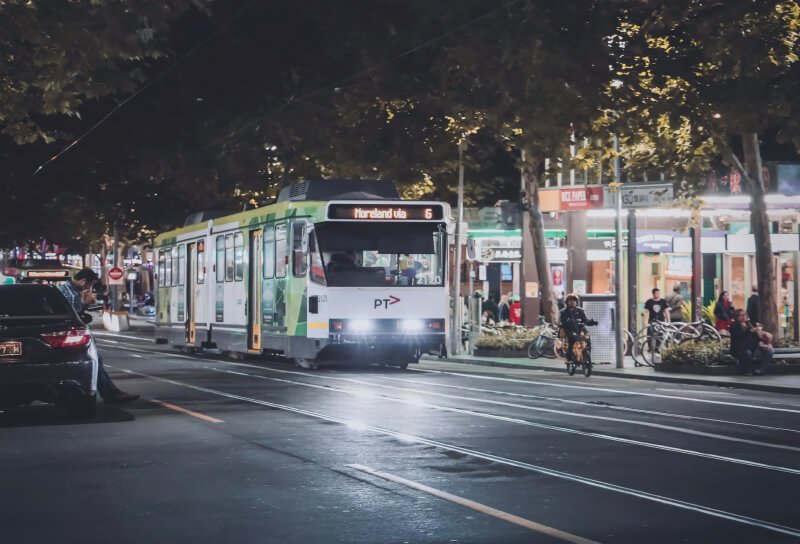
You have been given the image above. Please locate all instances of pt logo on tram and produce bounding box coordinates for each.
[374,295,400,309]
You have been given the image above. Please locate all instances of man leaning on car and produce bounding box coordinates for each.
[59,269,139,404]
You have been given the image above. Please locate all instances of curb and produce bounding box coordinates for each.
[423,356,800,396]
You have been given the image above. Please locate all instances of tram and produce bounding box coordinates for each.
[154,180,451,368]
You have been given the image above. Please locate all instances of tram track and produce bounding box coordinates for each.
[100,340,800,474]
[96,337,800,436]
[103,360,800,540]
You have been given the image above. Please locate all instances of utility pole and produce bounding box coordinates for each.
[613,135,624,369]
[111,224,119,312]
[451,139,467,356]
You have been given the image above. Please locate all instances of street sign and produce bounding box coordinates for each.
[108,266,124,285]
[126,272,138,281]
[603,183,674,209]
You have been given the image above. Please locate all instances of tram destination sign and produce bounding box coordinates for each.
[328,203,444,221]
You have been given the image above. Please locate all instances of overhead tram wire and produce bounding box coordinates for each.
[190,0,523,153]
[31,0,258,177]
[33,0,520,174]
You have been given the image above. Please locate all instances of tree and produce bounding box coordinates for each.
[611,0,800,335]
[0,0,210,144]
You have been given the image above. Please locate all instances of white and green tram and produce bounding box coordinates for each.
[154,180,451,368]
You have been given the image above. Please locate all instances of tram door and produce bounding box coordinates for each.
[248,229,263,351]
[185,242,196,345]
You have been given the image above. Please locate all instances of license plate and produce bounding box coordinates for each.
[0,341,21,357]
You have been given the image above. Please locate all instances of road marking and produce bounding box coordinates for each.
[93,331,153,342]
[98,337,800,414]
[97,340,800,436]
[149,399,223,424]
[209,367,800,473]
[656,388,736,396]
[409,368,800,414]
[114,367,800,539]
[346,463,600,544]
[228,366,800,453]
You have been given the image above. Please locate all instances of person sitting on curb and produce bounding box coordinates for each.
[729,308,773,376]
[59,269,140,403]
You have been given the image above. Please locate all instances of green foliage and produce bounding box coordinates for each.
[661,340,730,366]
[475,328,539,351]
[0,0,210,144]
[680,300,691,322]
[702,300,717,324]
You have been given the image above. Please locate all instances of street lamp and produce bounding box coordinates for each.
[612,135,624,369]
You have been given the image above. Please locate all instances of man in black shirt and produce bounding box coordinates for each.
[643,288,670,327]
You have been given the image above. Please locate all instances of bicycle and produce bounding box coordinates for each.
[526,317,559,359]
[634,321,685,366]
[562,319,597,377]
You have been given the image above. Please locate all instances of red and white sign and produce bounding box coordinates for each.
[558,187,604,210]
[107,266,124,285]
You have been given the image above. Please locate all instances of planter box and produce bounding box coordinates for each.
[655,363,736,375]
[473,348,529,358]
[655,361,800,375]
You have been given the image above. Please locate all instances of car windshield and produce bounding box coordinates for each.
[315,222,446,287]
[0,285,73,318]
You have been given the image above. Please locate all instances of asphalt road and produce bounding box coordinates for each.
[2,330,799,544]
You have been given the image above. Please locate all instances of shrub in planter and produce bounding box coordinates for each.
[661,340,730,366]
[475,328,539,351]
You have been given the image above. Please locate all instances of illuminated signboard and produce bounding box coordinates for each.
[26,270,69,278]
[328,204,444,221]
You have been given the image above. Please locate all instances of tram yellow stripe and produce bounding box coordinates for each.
[308,322,328,329]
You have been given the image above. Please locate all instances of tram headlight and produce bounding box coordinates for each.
[401,319,424,332]
[350,319,374,332]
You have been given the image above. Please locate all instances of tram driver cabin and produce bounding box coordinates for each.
[153,180,451,369]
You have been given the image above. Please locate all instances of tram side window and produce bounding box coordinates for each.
[225,234,234,282]
[178,245,186,286]
[292,221,307,277]
[234,232,244,281]
[216,236,225,282]
[157,251,166,287]
[275,223,287,278]
[197,241,205,284]
[264,227,275,279]
[309,231,325,285]
[171,247,178,286]
[165,248,173,286]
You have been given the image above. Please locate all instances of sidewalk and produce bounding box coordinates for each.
[424,353,800,396]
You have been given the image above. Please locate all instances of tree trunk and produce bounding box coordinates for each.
[742,132,778,336]
[522,161,558,324]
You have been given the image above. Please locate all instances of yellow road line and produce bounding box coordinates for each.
[150,399,223,424]
[346,464,600,544]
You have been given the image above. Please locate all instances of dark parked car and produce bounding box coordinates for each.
[0,284,98,419]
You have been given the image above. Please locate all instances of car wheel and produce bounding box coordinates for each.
[68,393,97,420]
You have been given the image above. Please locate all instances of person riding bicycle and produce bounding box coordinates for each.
[559,294,597,362]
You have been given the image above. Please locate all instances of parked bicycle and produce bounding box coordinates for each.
[526,316,559,359]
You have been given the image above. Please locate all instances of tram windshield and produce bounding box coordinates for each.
[314,222,446,287]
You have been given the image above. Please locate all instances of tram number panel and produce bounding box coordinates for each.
[327,204,444,221]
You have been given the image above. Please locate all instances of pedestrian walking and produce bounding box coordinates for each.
[746,286,759,324]
[714,290,734,331]
[666,285,684,323]
[643,288,670,327]
[497,294,510,323]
